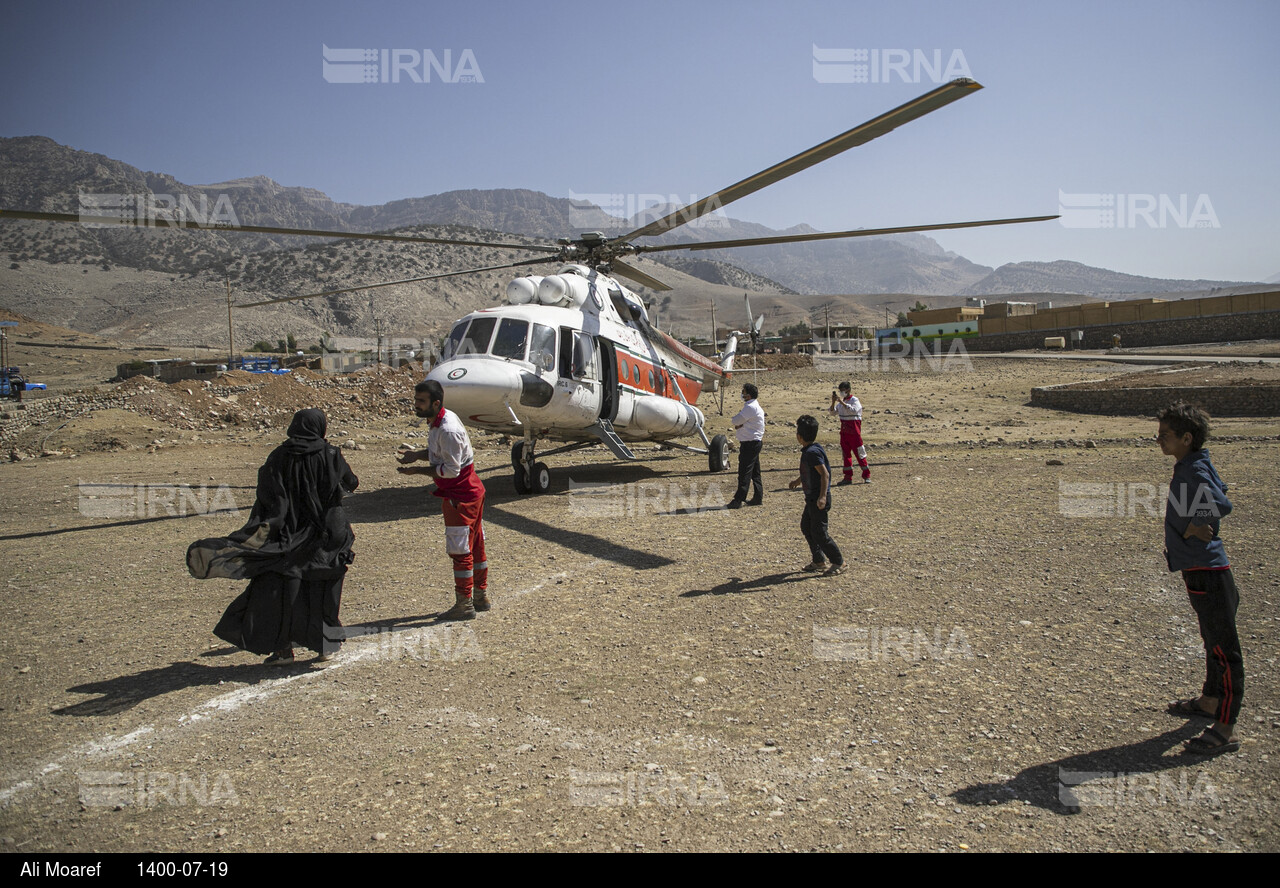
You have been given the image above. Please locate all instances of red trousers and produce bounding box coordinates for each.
[839,420,870,481]
[442,494,487,597]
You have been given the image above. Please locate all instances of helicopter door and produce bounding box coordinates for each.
[558,328,603,425]
[595,338,618,423]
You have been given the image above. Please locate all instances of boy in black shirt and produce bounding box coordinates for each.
[788,414,845,576]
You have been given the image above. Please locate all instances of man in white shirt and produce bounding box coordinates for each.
[728,383,765,509]
[829,381,870,485]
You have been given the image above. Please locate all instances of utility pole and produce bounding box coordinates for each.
[225,277,235,367]
[709,298,717,355]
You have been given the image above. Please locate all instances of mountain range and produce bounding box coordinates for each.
[0,135,1266,347]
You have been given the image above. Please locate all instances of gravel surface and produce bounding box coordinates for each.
[0,357,1277,853]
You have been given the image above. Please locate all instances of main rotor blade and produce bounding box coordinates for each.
[0,208,560,253]
[608,259,673,292]
[235,256,553,308]
[634,214,1060,254]
[610,78,984,245]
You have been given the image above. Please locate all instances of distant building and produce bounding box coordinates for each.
[983,301,1037,318]
[906,306,984,326]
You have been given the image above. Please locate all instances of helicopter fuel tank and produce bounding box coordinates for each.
[630,396,703,438]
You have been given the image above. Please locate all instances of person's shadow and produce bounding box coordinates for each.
[681,570,815,597]
[950,722,1215,814]
[52,614,443,716]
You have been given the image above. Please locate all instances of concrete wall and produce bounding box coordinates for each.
[979,290,1279,338]
[1031,383,1280,416]
[972,306,1280,351]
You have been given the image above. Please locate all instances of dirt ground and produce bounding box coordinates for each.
[1,351,1278,853]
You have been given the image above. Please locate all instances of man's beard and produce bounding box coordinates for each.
[414,407,433,418]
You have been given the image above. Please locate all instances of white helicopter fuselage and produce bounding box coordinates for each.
[425,265,733,448]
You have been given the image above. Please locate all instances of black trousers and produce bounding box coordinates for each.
[734,439,763,503]
[800,502,842,565]
[1184,568,1244,725]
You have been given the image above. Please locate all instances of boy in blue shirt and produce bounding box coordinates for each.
[788,415,844,577]
[1159,401,1243,756]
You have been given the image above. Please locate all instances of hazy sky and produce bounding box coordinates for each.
[2,0,1277,283]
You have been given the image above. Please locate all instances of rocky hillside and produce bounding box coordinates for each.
[960,260,1246,297]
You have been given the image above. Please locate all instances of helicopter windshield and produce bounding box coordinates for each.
[491,318,529,360]
[445,317,496,358]
[443,322,467,359]
[444,317,557,373]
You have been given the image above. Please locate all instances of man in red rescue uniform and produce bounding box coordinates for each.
[397,379,489,620]
[829,381,870,485]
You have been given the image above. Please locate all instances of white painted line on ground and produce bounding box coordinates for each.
[1,568,576,807]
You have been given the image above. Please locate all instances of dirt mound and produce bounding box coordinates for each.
[736,353,813,371]
[215,369,260,386]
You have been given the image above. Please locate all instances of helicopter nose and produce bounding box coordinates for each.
[426,360,526,421]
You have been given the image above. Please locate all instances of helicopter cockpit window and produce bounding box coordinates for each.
[491,318,529,361]
[457,317,496,356]
[443,322,467,360]
[529,324,556,373]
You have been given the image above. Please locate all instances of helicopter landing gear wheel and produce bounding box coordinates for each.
[709,434,730,472]
[530,461,551,494]
[513,462,532,494]
[512,438,548,494]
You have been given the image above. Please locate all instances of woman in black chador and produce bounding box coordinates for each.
[188,408,357,665]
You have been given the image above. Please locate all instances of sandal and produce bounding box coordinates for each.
[1167,698,1216,719]
[1184,726,1240,757]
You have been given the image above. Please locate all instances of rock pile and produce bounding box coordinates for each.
[1,364,420,456]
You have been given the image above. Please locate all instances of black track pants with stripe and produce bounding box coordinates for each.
[1185,568,1244,725]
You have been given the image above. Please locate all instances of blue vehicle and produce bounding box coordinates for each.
[1,366,45,398]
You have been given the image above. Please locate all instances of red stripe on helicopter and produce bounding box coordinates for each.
[615,348,704,402]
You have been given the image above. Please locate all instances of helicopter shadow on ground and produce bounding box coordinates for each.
[681,570,814,598]
[949,722,1212,814]
[0,504,247,543]
[342,467,677,570]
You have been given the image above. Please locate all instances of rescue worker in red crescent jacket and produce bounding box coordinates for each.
[397,379,489,621]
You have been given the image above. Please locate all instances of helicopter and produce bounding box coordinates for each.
[1,78,1056,494]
